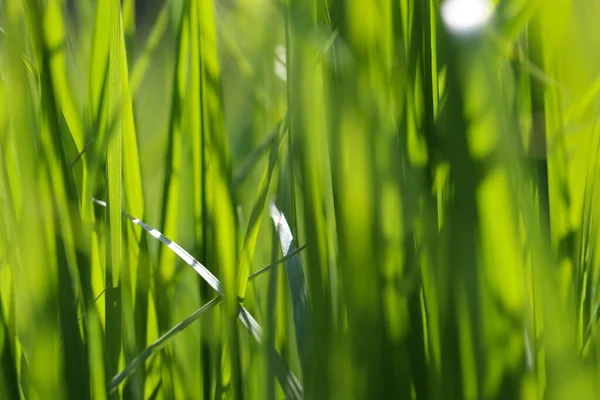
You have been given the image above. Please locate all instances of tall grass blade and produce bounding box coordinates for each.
[0,299,19,399]
[236,117,289,301]
[269,202,309,366]
[18,1,92,398]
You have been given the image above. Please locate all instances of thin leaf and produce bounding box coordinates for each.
[269,202,310,364]
[248,245,307,282]
[109,296,222,391]
[232,124,279,191]
[130,1,171,94]
[93,198,303,398]
[237,116,289,301]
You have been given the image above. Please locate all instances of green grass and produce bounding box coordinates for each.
[2,0,600,398]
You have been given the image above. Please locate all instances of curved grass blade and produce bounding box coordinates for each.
[21,54,38,84]
[108,295,304,399]
[109,296,222,391]
[93,198,304,398]
[0,28,40,85]
[94,198,223,294]
[269,202,310,365]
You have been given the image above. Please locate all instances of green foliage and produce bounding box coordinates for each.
[2,0,600,399]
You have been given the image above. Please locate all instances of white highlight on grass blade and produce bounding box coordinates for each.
[92,198,223,295]
[269,202,293,254]
[92,198,262,330]
[274,45,287,82]
[269,201,310,364]
[524,326,534,370]
[93,198,303,398]
[441,0,493,34]
[239,306,263,342]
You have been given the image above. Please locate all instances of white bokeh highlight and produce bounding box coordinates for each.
[274,45,287,82]
[441,0,494,34]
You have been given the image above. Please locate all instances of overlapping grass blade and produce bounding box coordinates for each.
[269,202,309,366]
[232,119,284,191]
[93,198,303,398]
[116,0,149,395]
[104,1,125,394]
[236,117,289,302]
[3,0,600,399]
[16,1,94,398]
[152,4,188,396]
[109,296,222,391]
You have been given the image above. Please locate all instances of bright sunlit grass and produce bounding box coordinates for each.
[1,0,600,399]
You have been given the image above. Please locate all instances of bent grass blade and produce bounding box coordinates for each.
[93,198,304,399]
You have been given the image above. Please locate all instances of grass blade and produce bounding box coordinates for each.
[93,198,303,397]
[236,117,289,301]
[130,1,171,95]
[269,202,310,365]
[232,118,285,191]
[109,296,222,392]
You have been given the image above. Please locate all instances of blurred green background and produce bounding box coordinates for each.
[2,0,600,399]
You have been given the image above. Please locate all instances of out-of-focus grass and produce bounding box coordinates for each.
[2,0,600,399]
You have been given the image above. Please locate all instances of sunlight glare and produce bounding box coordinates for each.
[274,45,287,82]
[441,0,494,34]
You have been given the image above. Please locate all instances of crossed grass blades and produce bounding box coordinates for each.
[3,0,600,399]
